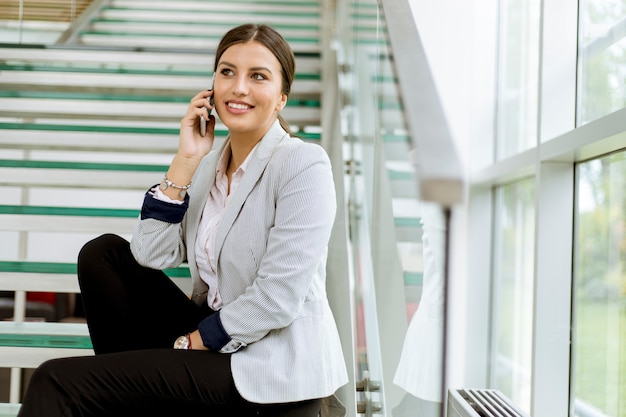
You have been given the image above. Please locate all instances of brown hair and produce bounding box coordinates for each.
[214,23,296,135]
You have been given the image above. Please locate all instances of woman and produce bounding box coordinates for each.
[18,24,348,417]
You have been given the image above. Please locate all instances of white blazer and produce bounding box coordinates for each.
[131,120,349,403]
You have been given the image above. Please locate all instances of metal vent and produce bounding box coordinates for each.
[447,389,530,417]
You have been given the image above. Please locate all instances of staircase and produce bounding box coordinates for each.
[0,0,426,414]
[0,0,325,409]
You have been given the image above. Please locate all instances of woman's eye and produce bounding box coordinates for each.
[220,68,234,76]
[252,73,266,81]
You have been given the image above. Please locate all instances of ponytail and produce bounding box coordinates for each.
[278,114,294,136]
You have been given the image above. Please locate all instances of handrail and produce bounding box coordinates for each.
[380,0,464,207]
[56,0,108,44]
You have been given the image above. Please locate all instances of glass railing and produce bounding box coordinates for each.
[326,0,464,415]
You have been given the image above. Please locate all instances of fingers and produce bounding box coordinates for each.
[192,90,214,111]
[183,91,214,128]
[192,89,213,100]
[182,90,214,122]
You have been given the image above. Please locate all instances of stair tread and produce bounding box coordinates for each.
[0,321,88,337]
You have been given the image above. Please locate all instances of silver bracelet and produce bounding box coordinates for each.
[160,175,191,198]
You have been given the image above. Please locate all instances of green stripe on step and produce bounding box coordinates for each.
[113,0,321,6]
[0,123,321,141]
[101,6,320,18]
[0,159,168,172]
[394,217,421,228]
[0,334,93,349]
[80,31,320,44]
[92,18,320,31]
[0,122,180,135]
[0,91,321,107]
[404,271,423,286]
[0,260,190,277]
[382,133,410,143]
[0,64,321,80]
[387,169,414,181]
[0,159,164,172]
[0,260,76,274]
[0,205,140,218]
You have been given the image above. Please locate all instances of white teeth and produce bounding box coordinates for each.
[228,102,250,110]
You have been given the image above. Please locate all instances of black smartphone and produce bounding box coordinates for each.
[200,74,215,137]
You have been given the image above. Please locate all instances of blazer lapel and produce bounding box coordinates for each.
[213,120,288,262]
[187,140,226,300]
[186,141,225,246]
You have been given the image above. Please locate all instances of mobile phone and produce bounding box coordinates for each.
[200,74,215,137]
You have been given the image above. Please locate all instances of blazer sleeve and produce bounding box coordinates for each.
[129,188,189,270]
[205,142,337,347]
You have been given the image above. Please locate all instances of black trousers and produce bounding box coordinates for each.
[18,234,321,417]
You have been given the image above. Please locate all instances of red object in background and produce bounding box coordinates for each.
[27,292,56,305]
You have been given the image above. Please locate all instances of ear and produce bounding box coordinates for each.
[275,93,287,112]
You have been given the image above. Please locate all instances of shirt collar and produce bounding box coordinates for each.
[216,141,260,176]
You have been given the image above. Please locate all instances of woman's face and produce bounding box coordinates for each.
[213,40,287,140]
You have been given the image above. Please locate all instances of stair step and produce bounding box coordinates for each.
[0,123,320,151]
[0,97,321,127]
[0,165,162,189]
[77,32,320,53]
[88,21,318,39]
[0,48,321,72]
[0,205,139,233]
[83,4,323,50]
[392,198,421,226]
[0,70,321,97]
[0,261,190,293]
[0,402,20,416]
[109,0,320,13]
[98,7,320,23]
[0,322,91,349]
[0,346,94,369]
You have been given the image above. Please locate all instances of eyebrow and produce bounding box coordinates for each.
[218,61,273,74]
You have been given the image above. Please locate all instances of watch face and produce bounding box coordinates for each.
[174,335,189,350]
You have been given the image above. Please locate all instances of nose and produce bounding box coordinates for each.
[232,75,248,96]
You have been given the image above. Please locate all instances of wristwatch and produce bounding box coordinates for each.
[173,334,190,350]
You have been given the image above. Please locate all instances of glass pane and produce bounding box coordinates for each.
[343,0,398,415]
[492,179,535,413]
[577,0,626,125]
[496,0,541,160]
[573,151,626,417]
[340,0,446,415]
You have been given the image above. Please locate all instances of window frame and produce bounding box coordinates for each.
[469,0,626,414]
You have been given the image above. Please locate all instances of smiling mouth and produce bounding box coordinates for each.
[228,102,252,110]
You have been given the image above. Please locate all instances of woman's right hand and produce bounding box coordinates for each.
[159,91,216,201]
[178,90,216,162]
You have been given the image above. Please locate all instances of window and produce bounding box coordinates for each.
[496,0,541,159]
[492,178,536,414]
[573,150,626,416]
[578,0,626,125]
[577,0,626,125]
